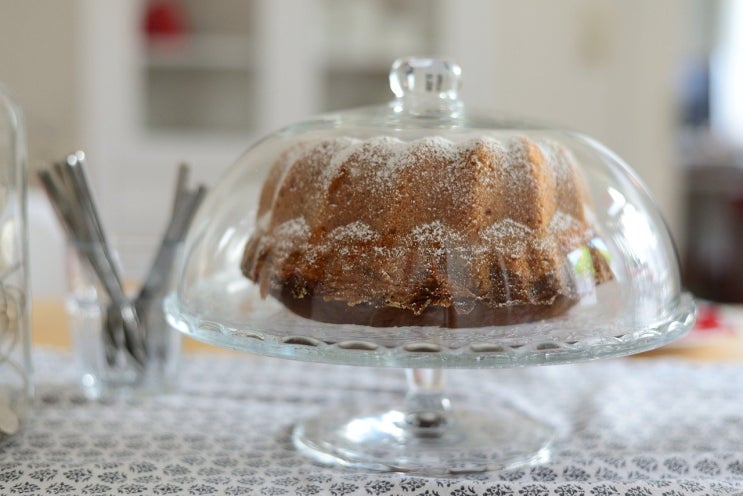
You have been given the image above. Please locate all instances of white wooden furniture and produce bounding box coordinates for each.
[77,0,683,242]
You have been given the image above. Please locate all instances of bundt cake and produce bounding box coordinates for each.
[241,135,613,327]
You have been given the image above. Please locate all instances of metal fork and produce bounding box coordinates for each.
[132,164,205,360]
[39,152,146,367]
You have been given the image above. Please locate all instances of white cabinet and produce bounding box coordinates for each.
[78,0,683,239]
[79,0,479,238]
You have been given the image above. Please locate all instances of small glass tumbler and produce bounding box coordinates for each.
[66,237,182,399]
[0,83,31,440]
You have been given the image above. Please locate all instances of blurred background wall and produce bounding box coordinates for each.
[0,0,740,301]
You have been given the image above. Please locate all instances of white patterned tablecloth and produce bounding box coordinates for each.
[1,348,742,495]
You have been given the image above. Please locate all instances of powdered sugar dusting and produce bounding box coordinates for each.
[264,135,594,259]
[319,136,481,191]
[481,218,533,256]
[549,210,582,233]
[271,217,310,255]
[273,217,310,239]
[541,139,576,184]
[411,221,462,245]
[329,221,379,243]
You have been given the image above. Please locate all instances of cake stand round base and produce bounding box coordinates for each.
[292,402,556,476]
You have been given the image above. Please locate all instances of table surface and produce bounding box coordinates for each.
[8,299,743,495]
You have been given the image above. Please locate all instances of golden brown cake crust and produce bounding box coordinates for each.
[242,135,613,327]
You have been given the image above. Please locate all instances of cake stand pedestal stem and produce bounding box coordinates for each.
[404,368,451,437]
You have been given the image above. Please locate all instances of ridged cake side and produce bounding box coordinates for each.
[242,135,613,327]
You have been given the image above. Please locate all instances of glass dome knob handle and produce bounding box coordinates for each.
[389,57,462,100]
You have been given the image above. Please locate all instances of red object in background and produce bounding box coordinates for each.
[695,304,722,331]
[144,0,187,38]
[688,302,736,340]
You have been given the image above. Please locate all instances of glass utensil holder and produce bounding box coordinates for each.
[66,237,182,399]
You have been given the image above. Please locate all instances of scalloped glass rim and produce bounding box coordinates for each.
[165,292,695,368]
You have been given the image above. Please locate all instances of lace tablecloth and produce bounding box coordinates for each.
[1,348,742,495]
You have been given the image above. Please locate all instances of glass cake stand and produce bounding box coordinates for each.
[165,57,697,475]
[166,283,695,476]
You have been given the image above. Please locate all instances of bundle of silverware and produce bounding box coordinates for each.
[38,151,205,368]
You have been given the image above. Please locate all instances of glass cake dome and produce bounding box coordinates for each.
[166,57,695,368]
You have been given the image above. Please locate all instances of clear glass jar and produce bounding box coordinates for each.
[0,83,31,439]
